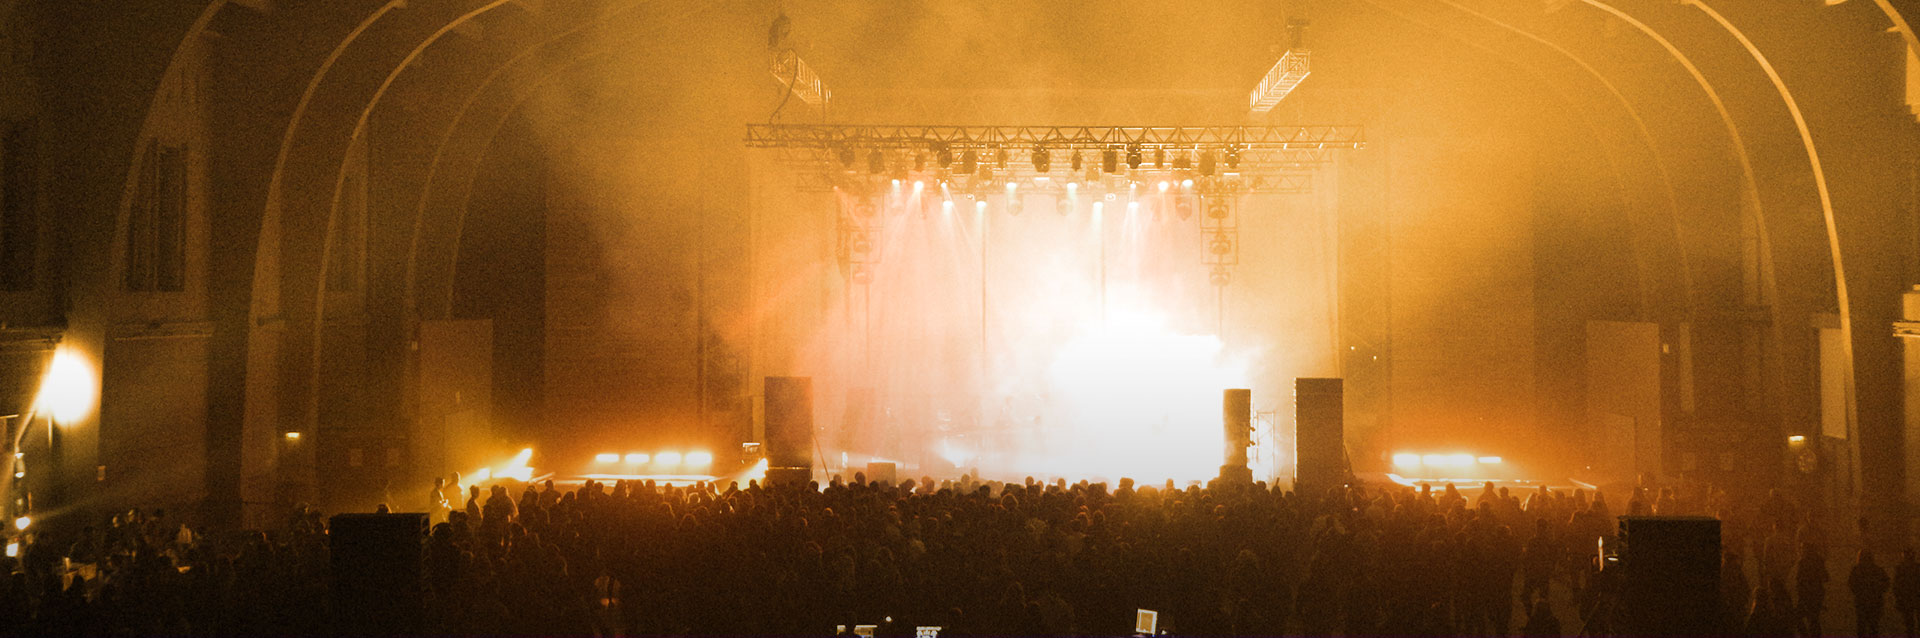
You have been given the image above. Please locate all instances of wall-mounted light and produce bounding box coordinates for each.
[36,347,97,425]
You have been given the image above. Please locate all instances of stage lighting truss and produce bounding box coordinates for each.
[1248,49,1311,113]
[770,50,830,108]
[766,125,1363,288]
[748,124,1358,191]
[1202,195,1239,288]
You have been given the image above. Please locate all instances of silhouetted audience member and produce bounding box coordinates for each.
[1896,549,1920,636]
[1796,544,1828,638]
[1850,548,1890,637]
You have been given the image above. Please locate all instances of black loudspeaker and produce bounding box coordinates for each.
[1617,515,1721,636]
[1221,389,1253,483]
[865,461,897,486]
[330,513,427,634]
[765,376,814,485]
[1293,378,1345,488]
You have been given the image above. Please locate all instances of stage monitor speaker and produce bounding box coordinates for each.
[1617,515,1721,636]
[1293,378,1344,488]
[865,461,897,486]
[1221,389,1253,483]
[764,376,814,484]
[330,513,427,634]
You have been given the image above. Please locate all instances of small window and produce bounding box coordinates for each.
[0,123,34,291]
[126,140,187,292]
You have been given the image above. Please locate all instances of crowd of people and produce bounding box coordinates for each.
[3,471,1919,636]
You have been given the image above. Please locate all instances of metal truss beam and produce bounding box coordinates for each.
[745,124,1365,150]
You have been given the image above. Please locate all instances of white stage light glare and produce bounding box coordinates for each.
[595,453,620,463]
[1422,454,1474,468]
[687,451,714,468]
[1477,456,1503,465]
[656,451,683,466]
[1392,453,1420,468]
[625,453,650,464]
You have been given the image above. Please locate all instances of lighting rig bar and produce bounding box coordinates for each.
[770,51,830,108]
[744,124,1364,150]
[1248,49,1311,112]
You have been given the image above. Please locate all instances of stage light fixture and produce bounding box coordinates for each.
[1125,146,1143,170]
[838,147,856,168]
[936,144,954,168]
[595,453,619,463]
[913,154,926,171]
[995,147,1009,170]
[1158,181,1170,192]
[867,149,885,174]
[1070,150,1083,171]
[1174,151,1191,170]
[960,149,977,174]
[1199,150,1216,176]
[1153,148,1166,168]
[1031,147,1050,172]
[686,451,714,468]
[656,451,683,466]
[1224,147,1241,170]
[1101,149,1118,174]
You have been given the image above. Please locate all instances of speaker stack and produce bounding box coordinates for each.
[329,513,427,635]
[1616,515,1722,635]
[1293,378,1346,489]
[1220,389,1253,484]
[763,376,815,487]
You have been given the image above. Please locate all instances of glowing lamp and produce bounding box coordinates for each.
[595,453,620,463]
[496,448,534,482]
[1422,453,1474,468]
[36,347,97,425]
[13,516,28,530]
[1157,181,1169,192]
[625,453,649,464]
[1788,435,1806,443]
[4,542,15,558]
[1477,456,1503,465]
[656,451,683,466]
[686,451,714,468]
[284,432,301,440]
[1391,453,1421,468]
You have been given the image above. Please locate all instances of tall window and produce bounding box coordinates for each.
[126,140,187,292]
[0,123,34,291]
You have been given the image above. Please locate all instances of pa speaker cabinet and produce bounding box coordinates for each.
[1293,378,1344,488]
[865,461,897,486]
[1617,515,1721,636]
[764,376,814,473]
[330,513,427,634]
